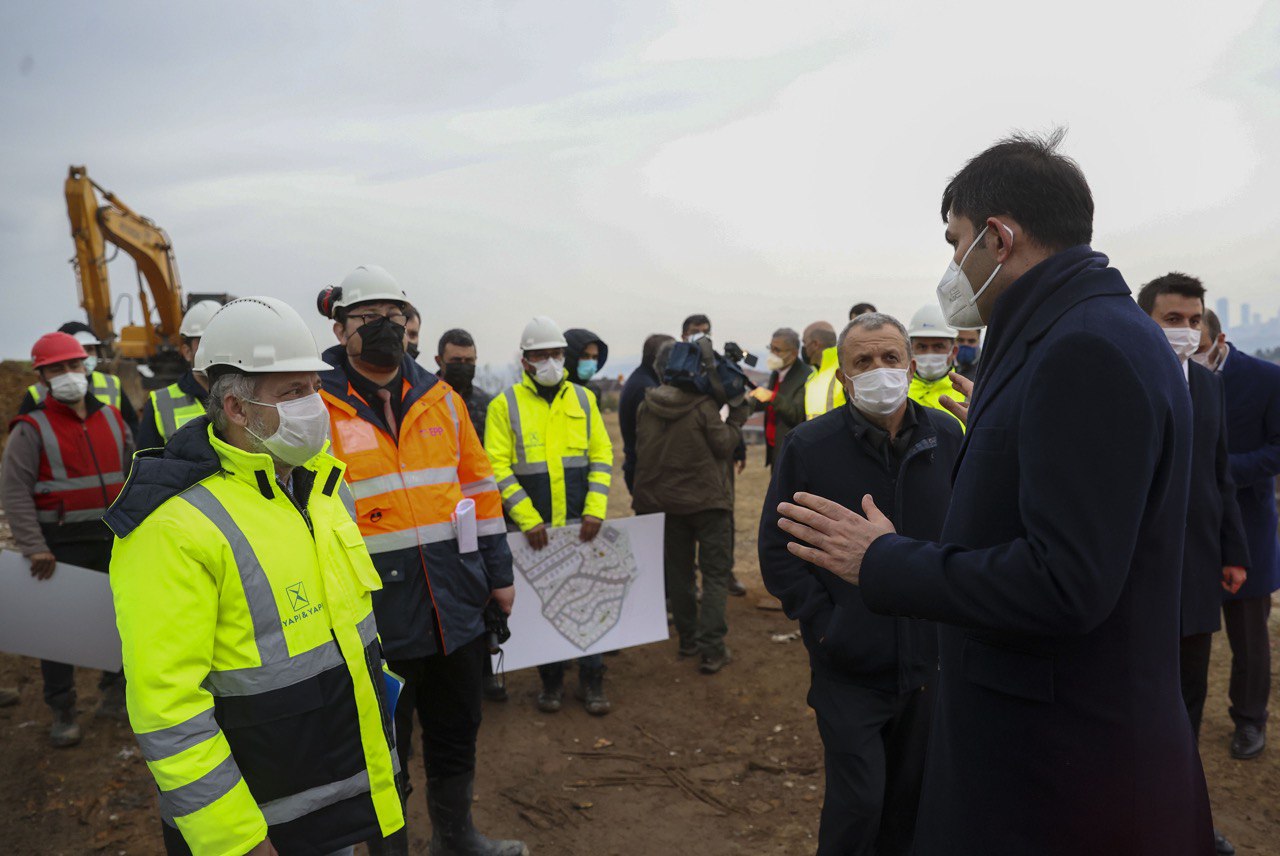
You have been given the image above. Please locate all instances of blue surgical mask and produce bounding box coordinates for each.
[957,344,980,366]
[577,359,598,382]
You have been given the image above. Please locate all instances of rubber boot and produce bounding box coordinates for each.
[95,679,129,722]
[50,707,81,748]
[577,666,611,716]
[426,772,528,856]
[536,670,563,713]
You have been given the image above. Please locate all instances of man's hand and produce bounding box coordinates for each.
[939,372,974,425]
[490,585,516,616]
[735,459,746,475]
[580,515,602,542]
[776,492,896,586]
[1222,565,1247,595]
[244,838,277,856]
[749,387,774,403]
[28,552,56,580]
[525,524,548,551]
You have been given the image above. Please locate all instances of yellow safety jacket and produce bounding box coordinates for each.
[804,347,846,420]
[909,372,967,428]
[106,422,403,856]
[150,380,206,440]
[28,371,123,409]
[484,374,612,531]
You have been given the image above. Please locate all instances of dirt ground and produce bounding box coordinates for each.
[0,400,1277,855]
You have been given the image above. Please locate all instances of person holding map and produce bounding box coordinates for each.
[485,315,616,717]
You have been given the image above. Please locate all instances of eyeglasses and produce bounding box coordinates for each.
[349,311,408,326]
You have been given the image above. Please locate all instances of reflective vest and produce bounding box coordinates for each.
[10,399,126,526]
[909,373,967,428]
[107,426,403,856]
[484,373,613,531]
[322,366,507,656]
[804,347,846,420]
[29,371,124,410]
[150,381,206,441]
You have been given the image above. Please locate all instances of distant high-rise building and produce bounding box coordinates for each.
[1255,313,1262,326]
[1242,303,1251,327]
[1216,297,1230,329]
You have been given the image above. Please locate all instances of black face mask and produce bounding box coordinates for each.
[356,316,406,369]
[441,361,476,394]
[407,343,420,360]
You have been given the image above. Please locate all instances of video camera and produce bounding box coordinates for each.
[664,337,757,403]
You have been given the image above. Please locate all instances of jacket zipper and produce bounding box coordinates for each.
[893,434,938,693]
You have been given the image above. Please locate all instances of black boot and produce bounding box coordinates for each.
[577,666,611,716]
[426,773,528,856]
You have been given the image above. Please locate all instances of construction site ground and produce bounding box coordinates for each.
[0,361,1276,855]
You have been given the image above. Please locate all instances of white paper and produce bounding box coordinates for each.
[494,514,668,672]
[0,550,122,672]
[452,498,478,554]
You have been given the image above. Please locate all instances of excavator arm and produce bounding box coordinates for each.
[64,166,184,363]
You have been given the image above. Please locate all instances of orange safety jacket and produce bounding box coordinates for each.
[320,347,513,657]
[10,397,127,527]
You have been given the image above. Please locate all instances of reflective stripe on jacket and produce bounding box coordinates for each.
[320,348,513,658]
[908,373,966,428]
[484,372,613,531]
[150,381,206,441]
[804,347,846,420]
[9,398,126,525]
[29,371,123,409]
[106,424,403,856]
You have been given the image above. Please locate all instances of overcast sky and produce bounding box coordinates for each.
[2,1,1277,370]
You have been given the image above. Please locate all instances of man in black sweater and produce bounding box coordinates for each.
[760,313,961,856]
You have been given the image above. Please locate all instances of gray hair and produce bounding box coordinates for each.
[653,340,677,380]
[837,312,913,358]
[207,372,264,433]
[771,327,800,351]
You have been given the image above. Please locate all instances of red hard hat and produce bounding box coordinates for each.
[31,332,89,369]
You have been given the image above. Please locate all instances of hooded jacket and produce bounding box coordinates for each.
[631,384,747,516]
[564,328,609,387]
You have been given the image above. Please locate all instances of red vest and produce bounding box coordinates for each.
[11,400,127,525]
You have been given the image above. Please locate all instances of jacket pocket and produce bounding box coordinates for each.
[336,523,384,593]
[962,636,1054,703]
[562,409,589,453]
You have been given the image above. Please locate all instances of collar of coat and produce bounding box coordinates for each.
[319,344,447,436]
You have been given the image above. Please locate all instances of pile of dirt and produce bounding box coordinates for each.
[0,359,36,451]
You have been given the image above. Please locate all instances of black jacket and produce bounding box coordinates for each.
[860,246,1213,855]
[759,400,959,694]
[619,365,660,492]
[760,361,812,467]
[1181,361,1250,636]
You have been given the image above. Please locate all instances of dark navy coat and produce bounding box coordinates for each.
[1220,344,1280,600]
[860,247,1213,855]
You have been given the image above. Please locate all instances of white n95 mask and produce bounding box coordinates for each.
[49,371,89,403]
[1163,327,1199,362]
[936,223,1013,329]
[247,392,331,466]
[845,368,910,416]
[914,354,952,382]
[531,357,565,387]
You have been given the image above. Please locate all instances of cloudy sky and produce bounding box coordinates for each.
[2,1,1277,370]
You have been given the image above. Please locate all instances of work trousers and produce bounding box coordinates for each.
[538,654,605,687]
[40,535,123,711]
[1224,595,1273,728]
[163,822,403,856]
[388,634,486,784]
[808,672,934,856]
[665,509,733,657]
[1179,632,1214,739]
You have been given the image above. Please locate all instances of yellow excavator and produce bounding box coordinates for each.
[64,165,189,383]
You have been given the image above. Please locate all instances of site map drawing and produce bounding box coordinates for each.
[510,523,639,650]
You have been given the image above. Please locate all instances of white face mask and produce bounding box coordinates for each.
[914,353,952,382]
[936,224,1013,329]
[844,367,910,417]
[766,353,785,372]
[530,356,565,387]
[686,332,707,344]
[49,371,89,404]
[246,392,331,467]
[1162,327,1200,362]
[83,355,99,374]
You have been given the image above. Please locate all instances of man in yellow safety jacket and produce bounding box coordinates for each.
[485,316,615,716]
[106,297,405,856]
[21,322,139,431]
[906,303,967,428]
[136,300,222,449]
[803,321,846,420]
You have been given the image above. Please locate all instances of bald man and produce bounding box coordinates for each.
[803,322,845,419]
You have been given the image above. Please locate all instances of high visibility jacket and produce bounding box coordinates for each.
[105,420,403,856]
[320,348,513,658]
[804,347,846,420]
[909,373,966,428]
[29,371,124,410]
[9,398,126,526]
[484,373,612,531]
[149,376,207,441]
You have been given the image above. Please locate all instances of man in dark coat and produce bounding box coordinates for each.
[750,326,812,467]
[760,313,961,855]
[619,334,675,494]
[1218,337,1280,760]
[774,132,1213,855]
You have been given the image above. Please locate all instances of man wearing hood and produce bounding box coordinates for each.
[563,328,609,396]
[619,334,676,493]
[633,338,751,674]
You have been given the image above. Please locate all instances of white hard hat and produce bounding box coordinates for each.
[334,264,408,309]
[72,330,101,347]
[195,296,330,374]
[520,316,567,351]
[180,300,225,338]
[908,304,958,339]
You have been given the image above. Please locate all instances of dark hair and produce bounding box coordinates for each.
[437,328,475,356]
[941,128,1093,252]
[641,333,675,371]
[403,304,420,323]
[1203,308,1222,341]
[848,303,876,319]
[681,314,711,336]
[1136,272,1206,314]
